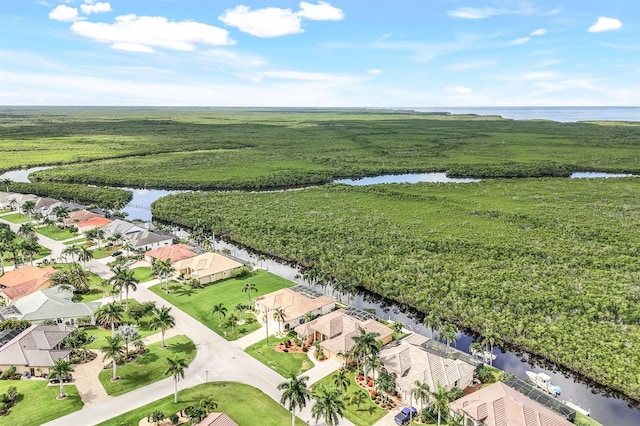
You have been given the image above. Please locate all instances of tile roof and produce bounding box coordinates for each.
[145,244,197,263]
[0,266,55,302]
[173,253,243,278]
[255,288,335,322]
[195,412,238,426]
[76,216,113,229]
[0,286,100,322]
[128,230,173,248]
[0,324,74,367]
[450,382,574,426]
[68,209,103,222]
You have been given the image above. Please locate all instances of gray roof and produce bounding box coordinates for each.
[101,219,145,238]
[0,286,100,322]
[128,230,173,248]
[0,324,74,367]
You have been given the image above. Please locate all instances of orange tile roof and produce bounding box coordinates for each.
[0,266,55,302]
[68,209,102,222]
[145,244,197,263]
[76,217,113,228]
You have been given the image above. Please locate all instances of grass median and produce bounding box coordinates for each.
[98,335,196,396]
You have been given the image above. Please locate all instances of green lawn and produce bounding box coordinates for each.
[98,335,196,396]
[1,245,52,266]
[90,247,110,259]
[0,379,83,425]
[1,212,30,223]
[314,370,387,426]
[132,266,153,282]
[245,334,313,377]
[98,382,305,426]
[575,412,604,426]
[149,270,295,340]
[36,225,79,241]
[84,320,158,350]
[63,237,87,245]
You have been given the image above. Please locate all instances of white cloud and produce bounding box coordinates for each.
[367,69,383,75]
[298,1,344,21]
[49,5,80,22]
[448,60,497,71]
[80,2,112,15]
[448,7,497,19]
[71,15,234,53]
[200,49,266,68]
[446,86,472,93]
[588,17,622,33]
[219,6,302,38]
[530,28,547,36]
[260,70,358,83]
[448,2,537,19]
[509,37,530,45]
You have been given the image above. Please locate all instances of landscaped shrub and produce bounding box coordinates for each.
[0,366,16,380]
[169,413,179,424]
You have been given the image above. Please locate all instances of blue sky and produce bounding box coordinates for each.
[1,0,638,106]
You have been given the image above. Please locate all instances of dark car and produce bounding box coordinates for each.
[112,250,123,257]
[49,375,72,384]
[394,407,418,425]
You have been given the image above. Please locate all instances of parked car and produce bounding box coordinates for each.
[394,407,418,425]
[49,375,72,384]
[112,250,122,257]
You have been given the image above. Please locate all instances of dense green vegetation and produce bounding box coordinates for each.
[2,108,639,190]
[98,382,305,426]
[152,179,640,400]
[7,182,132,210]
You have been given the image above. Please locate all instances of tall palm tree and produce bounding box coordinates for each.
[482,327,501,366]
[21,200,36,221]
[96,302,124,336]
[242,282,257,307]
[332,369,351,395]
[94,227,106,248]
[311,385,345,426]
[62,245,81,263]
[50,358,74,399]
[349,389,368,410]
[152,258,174,292]
[364,354,382,381]
[430,383,454,426]
[21,237,40,265]
[226,313,239,334]
[412,380,430,413]
[52,205,70,227]
[149,305,175,348]
[272,307,287,334]
[439,322,458,347]
[164,356,188,403]
[351,327,381,376]
[78,245,94,266]
[277,372,311,426]
[212,303,227,326]
[423,312,441,339]
[109,266,138,309]
[18,222,36,239]
[1,178,12,192]
[102,335,125,382]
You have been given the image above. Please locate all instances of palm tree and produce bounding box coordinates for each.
[349,388,368,410]
[102,335,125,382]
[412,380,430,413]
[1,178,12,192]
[21,200,36,221]
[111,231,123,246]
[96,302,124,336]
[62,245,81,263]
[78,245,94,266]
[439,323,458,347]
[18,222,36,239]
[226,313,239,334]
[234,303,246,318]
[150,410,165,425]
[52,205,70,227]
[482,327,501,366]
[272,307,287,334]
[152,258,174,292]
[351,327,381,376]
[242,282,257,307]
[50,358,74,399]
[364,354,382,381]
[109,266,138,309]
[199,396,218,412]
[391,320,403,335]
[332,369,351,395]
[149,305,175,348]
[423,312,441,339]
[212,303,227,325]
[449,414,465,426]
[277,372,311,426]
[94,227,106,248]
[430,383,454,426]
[311,384,345,426]
[164,356,188,403]
[21,237,40,265]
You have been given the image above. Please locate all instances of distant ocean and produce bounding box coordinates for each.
[409,106,640,123]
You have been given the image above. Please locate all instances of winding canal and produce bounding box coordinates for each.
[2,167,639,425]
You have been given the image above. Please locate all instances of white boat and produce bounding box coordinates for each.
[471,348,496,362]
[526,371,562,396]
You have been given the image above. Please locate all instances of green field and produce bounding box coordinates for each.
[98,381,305,426]
[149,270,295,340]
[1,212,30,223]
[36,225,79,241]
[245,334,313,377]
[98,335,196,396]
[153,178,640,400]
[131,266,153,282]
[0,379,83,425]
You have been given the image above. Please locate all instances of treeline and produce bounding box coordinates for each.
[8,182,132,210]
[152,179,640,400]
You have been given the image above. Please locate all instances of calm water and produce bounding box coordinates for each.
[410,106,640,122]
[335,172,479,185]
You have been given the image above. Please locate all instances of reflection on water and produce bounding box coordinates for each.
[0,166,52,183]
[570,172,636,179]
[335,172,480,185]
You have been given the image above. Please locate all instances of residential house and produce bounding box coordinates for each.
[0,265,56,304]
[0,324,75,377]
[173,252,244,285]
[449,382,574,426]
[76,216,112,233]
[0,286,100,325]
[0,193,37,211]
[100,218,146,241]
[68,209,103,223]
[33,197,60,219]
[127,230,173,252]
[145,244,198,263]
[294,308,394,360]
[195,413,238,426]
[254,287,335,332]
[380,333,476,402]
